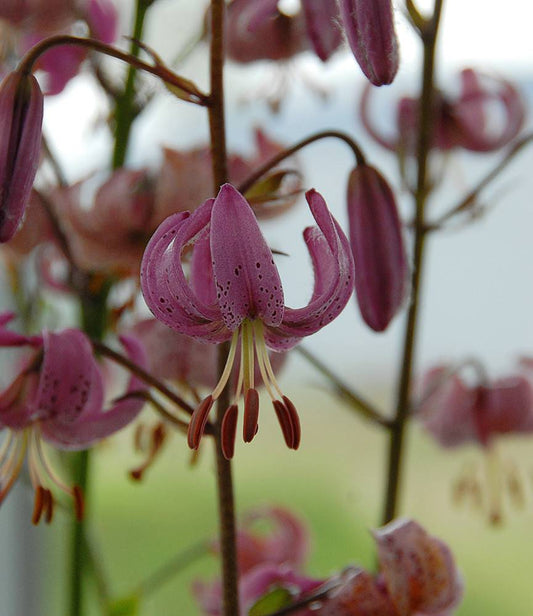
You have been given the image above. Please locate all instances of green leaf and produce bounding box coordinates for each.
[107,596,141,616]
[248,587,293,616]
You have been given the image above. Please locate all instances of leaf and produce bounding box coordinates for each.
[248,587,293,616]
[107,596,141,616]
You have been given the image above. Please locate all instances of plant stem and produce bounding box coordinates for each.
[112,0,149,169]
[208,2,240,615]
[381,0,444,525]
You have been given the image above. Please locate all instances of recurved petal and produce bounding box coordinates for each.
[210,184,284,330]
[347,164,408,332]
[264,190,354,351]
[374,519,463,616]
[40,335,147,450]
[0,71,43,242]
[140,201,229,342]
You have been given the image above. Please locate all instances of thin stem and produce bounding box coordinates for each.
[430,133,533,229]
[296,347,391,428]
[381,0,444,525]
[18,35,207,103]
[238,130,366,195]
[41,133,67,186]
[91,341,196,417]
[208,1,240,614]
[112,0,149,169]
[137,540,210,598]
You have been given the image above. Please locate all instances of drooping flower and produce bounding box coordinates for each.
[319,519,462,616]
[224,0,343,64]
[0,70,43,242]
[347,164,407,331]
[141,183,354,457]
[361,68,525,154]
[416,361,533,523]
[338,0,399,86]
[0,313,146,522]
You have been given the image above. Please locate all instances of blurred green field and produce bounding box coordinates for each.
[43,385,533,615]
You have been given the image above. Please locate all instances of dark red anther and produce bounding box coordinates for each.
[243,388,260,443]
[187,395,214,449]
[31,485,45,525]
[282,395,301,449]
[73,485,84,521]
[272,399,295,448]
[221,404,239,460]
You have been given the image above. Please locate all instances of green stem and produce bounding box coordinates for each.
[381,0,444,525]
[68,284,110,616]
[208,2,240,615]
[112,0,149,169]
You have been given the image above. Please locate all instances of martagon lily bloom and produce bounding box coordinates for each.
[141,184,354,457]
[0,313,147,523]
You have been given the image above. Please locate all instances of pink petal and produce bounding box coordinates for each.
[87,0,118,44]
[210,184,284,330]
[265,190,354,350]
[374,519,463,616]
[301,0,343,62]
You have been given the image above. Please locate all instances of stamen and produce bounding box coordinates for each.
[211,329,240,400]
[187,395,214,449]
[221,404,239,460]
[272,400,295,448]
[129,423,167,481]
[44,488,54,524]
[253,321,284,398]
[243,389,260,443]
[282,396,301,449]
[0,433,27,504]
[32,485,46,525]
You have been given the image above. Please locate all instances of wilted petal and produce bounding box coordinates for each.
[0,71,43,242]
[210,184,284,330]
[347,164,407,332]
[339,0,399,86]
[374,519,463,616]
[265,190,354,350]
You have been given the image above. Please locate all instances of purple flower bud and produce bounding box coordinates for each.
[339,0,399,86]
[347,164,407,331]
[0,71,43,242]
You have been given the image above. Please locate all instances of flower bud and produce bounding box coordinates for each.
[0,71,43,242]
[347,164,407,331]
[339,0,399,86]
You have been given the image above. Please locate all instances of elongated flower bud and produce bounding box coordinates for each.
[0,71,43,242]
[339,0,399,86]
[347,164,407,331]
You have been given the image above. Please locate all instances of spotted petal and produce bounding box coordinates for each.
[265,189,354,350]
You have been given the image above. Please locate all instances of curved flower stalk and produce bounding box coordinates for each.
[416,361,533,523]
[0,0,118,95]
[0,312,147,523]
[361,68,525,154]
[141,184,354,457]
[347,164,408,332]
[224,0,342,64]
[0,70,43,243]
[338,0,399,86]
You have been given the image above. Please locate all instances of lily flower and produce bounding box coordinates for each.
[0,313,146,523]
[141,184,354,457]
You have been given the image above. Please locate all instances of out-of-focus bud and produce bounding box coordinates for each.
[339,0,399,86]
[301,0,343,62]
[0,71,43,243]
[347,164,407,332]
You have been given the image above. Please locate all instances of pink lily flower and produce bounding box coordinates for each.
[338,0,399,86]
[320,519,462,615]
[224,0,342,64]
[141,184,354,456]
[0,313,146,523]
[0,70,43,243]
[361,68,525,154]
[347,164,408,332]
